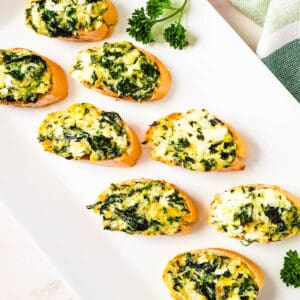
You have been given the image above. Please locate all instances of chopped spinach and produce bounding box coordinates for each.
[98,195,123,213]
[195,282,216,300]
[0,50,51,102]
[101,111,121,122]
[26,0,108,37]
[168,253,259,299]
[88,135,122,157]
[152,110,237,171]
[263,205,283,224]
[73,42,160,101]
[262,205,287,232]
[116,78,140,99]
[116,205,150,232]
[239,276,259,295]
[196,128,205,140]
[177,138,190,148]
[38,104,128,161]
[209,118,220,126]
[234,203,254,225]
[167,191,188,210]
[209,141,222,154]
[89,180,191,235]
[200,158,217,171]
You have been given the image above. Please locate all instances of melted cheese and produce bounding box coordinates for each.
[38,103,129,161]
[89,179,193,235]
[0,48,51,102]
[146,109,237,171]
[164,251,259,300]
[209,185,300,243]
[71,41,160,101]
[26,0,108,37]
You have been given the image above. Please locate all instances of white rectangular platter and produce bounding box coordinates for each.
[0,1,299,299]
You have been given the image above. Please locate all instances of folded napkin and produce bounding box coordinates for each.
[229,0,300,103]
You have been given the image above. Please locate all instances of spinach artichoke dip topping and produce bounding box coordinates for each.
[71,41,160,101]
[88,179,192,235]
[146,109,237,171]
[38,103,129,161]
[26,0,108,38]
[209,186,300,243]
[0,49,52,103]
[165,251,259,300]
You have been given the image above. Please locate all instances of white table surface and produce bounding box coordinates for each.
[0,2,266,300]
[0,201,77,300]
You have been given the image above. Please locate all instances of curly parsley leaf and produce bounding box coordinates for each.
[126,8,154,44]
[280,250,300,288]
[127,0,189,50]
[164,23,188,49]
[146,0,172,19]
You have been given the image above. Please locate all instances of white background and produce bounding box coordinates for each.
[0,0,299,299]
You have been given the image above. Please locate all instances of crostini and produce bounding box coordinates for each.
[37,103,141,166]
[25,0,118,41]
[0,48,67,107]
[70,41,171,102]
[209,184,300,244]
[87,178,197,235]
[163,248,264,300]
[144,109,248,171]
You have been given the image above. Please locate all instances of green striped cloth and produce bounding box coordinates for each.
[228,0,300,103]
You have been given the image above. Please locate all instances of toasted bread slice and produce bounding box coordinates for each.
[25,0,118,42]
[209,184,300,244]
[144,109,248,171]
[38,103,141,166]
[0,48,67,107]
[70,41,171,102]
[163,248,263,300]
[87,178,197,235]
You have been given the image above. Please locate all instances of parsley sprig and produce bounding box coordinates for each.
[127,0,189,50]
[280,250,300,288]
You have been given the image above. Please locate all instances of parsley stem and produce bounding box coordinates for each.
[178,0,188,22]
[154,0,189,23]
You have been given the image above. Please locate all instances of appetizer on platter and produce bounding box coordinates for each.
[25,0,118,41]
[38,103,141,166]
[87,178,197,235]
[163,248,263,300]
[144,109,248,171]
[0,48,67,107]
[71,41,171,102]
[209,184,300,244]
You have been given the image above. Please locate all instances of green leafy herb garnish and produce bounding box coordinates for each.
[127,0,189,49]
[280,250,300,288]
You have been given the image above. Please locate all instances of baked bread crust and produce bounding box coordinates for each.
[223,122,248,170]
[0,48,67,107]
